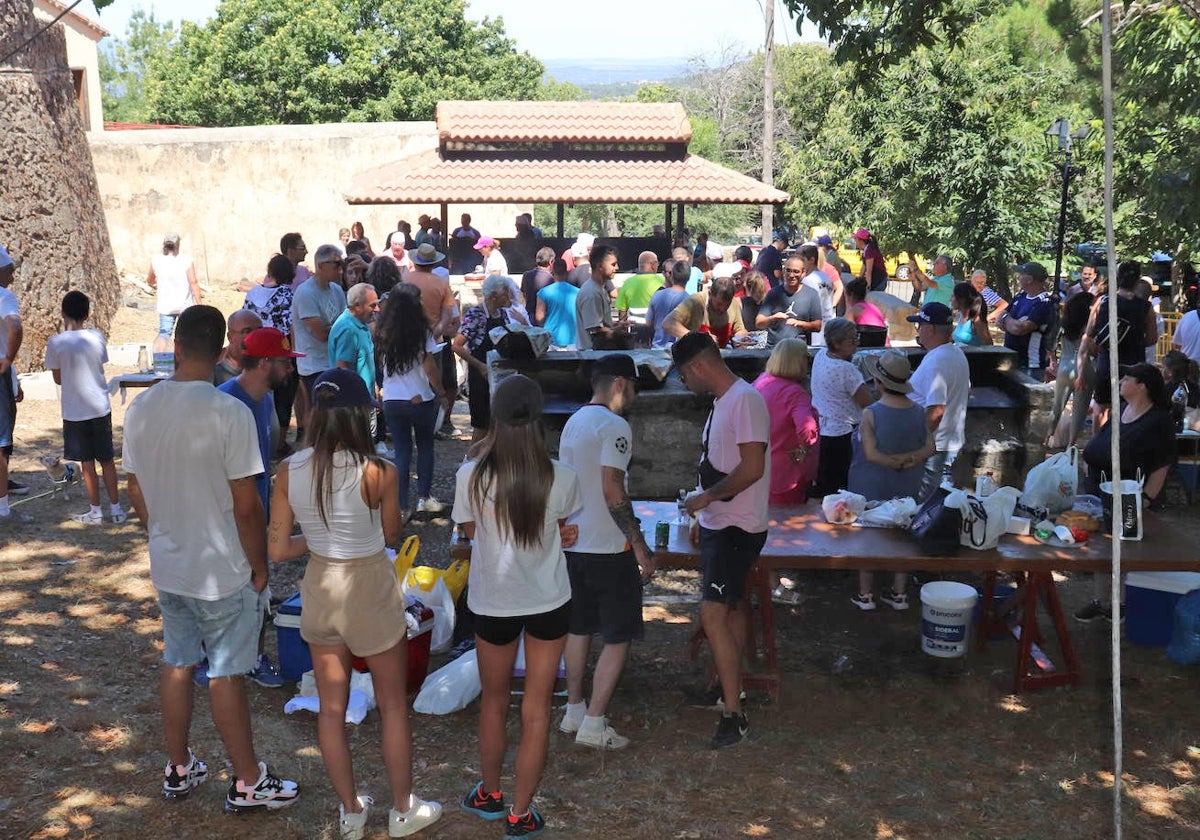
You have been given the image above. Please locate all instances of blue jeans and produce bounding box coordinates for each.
[157,313,179,338]
[383,398,439,509]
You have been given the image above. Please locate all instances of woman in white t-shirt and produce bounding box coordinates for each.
[268,367,441,839]
[146,233,201,352]
[451,375,582,837]
[376,283,446,515]
[810,317,874,495]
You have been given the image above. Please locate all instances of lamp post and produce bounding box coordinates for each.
[1044,117,1089,300]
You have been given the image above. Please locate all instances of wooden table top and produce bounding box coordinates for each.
[631,500,1200,573]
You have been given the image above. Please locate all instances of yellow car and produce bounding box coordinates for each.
[831,238,924,281]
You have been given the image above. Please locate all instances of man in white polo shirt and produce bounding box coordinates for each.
[906,302,971,500]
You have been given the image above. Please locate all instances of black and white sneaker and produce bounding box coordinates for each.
[7,479,29,496]
[162,749,208,799]
[224,762,300,812]
[710,712,749,749]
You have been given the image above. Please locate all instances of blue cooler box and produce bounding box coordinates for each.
[275,593,311,681]
[1125,572,1200,646]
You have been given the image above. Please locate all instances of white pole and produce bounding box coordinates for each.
[1101,1,1123,837]
[761,0,775,239]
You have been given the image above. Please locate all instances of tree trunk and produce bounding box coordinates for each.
[0,0,119,372]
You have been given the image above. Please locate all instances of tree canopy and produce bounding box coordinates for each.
[141,0,547,126]
[98,8,177,124]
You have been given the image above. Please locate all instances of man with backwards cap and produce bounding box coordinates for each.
[674,332,771,749]
[558,353,653,751]
[906,302,971,500]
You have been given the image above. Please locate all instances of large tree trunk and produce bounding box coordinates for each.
[0,0,118,371]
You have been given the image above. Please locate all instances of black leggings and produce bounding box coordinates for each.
[273,360,300,440]
[813,431,853,496]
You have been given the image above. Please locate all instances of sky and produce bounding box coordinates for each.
[79,0,818,61]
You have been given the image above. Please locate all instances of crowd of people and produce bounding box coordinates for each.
[2,216,1195,838]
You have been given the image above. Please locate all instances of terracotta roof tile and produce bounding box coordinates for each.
[346,149,789,205]
[436,100,693,144]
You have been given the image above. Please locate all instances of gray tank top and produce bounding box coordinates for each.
[848,402,928,501]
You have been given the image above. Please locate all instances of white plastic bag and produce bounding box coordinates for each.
[821,490,867,524]
[412,649,482,714]
[402,576,455,654]
[859,497,919,528]
[1020,447,1078,514]
[947,486,1020,550]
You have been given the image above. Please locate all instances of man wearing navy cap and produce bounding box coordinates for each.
[906,303,970,499]
[558,353,652,750]
[1000,262,1056,374]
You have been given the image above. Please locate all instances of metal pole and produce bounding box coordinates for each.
[1101,1,1124,836]
[1053,147,1071,301]
[760,0,775,240]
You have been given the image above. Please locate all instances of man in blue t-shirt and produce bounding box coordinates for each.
[647,261,691,347]
[999,262,1056,373]
[754,234,788,288]
[218,327,303,512]
[537,271,581,348]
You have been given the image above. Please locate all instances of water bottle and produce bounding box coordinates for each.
[940,463,954,491]
[136,345,149,374]
[1173,385,1189,432]
[676,488,689,524]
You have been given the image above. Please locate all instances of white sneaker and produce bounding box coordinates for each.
[340,794,373,840]
[416,496,445,514]
[575,721,630,750]
[110,510,127,524]
[558,702,586,734]
[72,510,104,525]
[389,794,442,837]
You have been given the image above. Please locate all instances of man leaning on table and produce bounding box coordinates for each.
[674,331,771,750]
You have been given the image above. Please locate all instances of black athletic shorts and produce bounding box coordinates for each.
[472,601,571,647]
[698,525,768,606]
[565,550,644,643]
[63,414,115,462]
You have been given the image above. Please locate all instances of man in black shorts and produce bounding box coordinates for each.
[557,354,653,750]
[674,332,771,749]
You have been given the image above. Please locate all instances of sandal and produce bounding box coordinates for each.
[772,585,803,605]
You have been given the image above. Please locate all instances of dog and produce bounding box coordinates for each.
[36,455,80,501]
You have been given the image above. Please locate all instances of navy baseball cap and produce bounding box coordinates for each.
[906,302,954,326]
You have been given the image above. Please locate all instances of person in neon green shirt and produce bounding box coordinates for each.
[615,251,665,319]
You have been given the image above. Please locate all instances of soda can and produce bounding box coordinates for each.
[654,520,670,548]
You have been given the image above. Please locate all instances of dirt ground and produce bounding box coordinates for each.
[2,286,1200,838]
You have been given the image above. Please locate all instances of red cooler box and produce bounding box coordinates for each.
[275,593,435,690]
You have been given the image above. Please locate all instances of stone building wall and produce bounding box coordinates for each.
[0,0,119,372]
[88,123,525,287]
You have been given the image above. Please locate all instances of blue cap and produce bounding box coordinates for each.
[906,302,954,326]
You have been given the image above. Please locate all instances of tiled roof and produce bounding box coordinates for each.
[346,149,789,206]
[33,0,109,39]
[436,100,693,144]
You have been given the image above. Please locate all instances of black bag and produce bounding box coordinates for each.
[697,409,729,491]
[910,487,962,556]
[493,327,537,361]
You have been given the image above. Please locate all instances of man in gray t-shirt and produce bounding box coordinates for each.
[291,245,348,379]
[576,245,627,350]
[757,255,823,346]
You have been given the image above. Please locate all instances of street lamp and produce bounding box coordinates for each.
[1044,117,1090,300]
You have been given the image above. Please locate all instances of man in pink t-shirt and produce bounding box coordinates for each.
[675,332,770,750]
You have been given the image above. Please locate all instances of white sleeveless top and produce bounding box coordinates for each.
[287,448,384,559]
[151,253,195,314]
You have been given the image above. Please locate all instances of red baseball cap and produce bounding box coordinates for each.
[243,327,304,358]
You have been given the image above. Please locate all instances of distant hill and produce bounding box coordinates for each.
[542,57,691,98]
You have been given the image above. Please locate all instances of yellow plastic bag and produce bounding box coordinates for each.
[392,535,420,581]
[406,559,470,601]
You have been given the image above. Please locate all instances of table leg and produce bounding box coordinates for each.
[1013,571,1084,692]
[687,563,781,702]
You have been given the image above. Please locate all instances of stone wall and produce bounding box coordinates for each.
[0,0,119,372]
[87,123,525,287]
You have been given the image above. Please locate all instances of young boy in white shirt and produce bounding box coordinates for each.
[43,291,125,524]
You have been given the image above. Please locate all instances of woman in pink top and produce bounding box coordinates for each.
[754,338,820,502]
[754,338,820,605]
[842,278,889,346]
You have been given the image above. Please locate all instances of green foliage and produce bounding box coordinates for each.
[144,0,546,125]
[99,9,178,124]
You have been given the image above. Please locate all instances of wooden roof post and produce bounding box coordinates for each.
[556,203,565,239]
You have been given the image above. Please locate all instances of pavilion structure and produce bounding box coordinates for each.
[345,100,789,244]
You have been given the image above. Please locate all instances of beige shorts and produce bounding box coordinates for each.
[299,550,407,657]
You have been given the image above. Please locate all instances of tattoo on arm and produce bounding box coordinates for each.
[607,498,645,546]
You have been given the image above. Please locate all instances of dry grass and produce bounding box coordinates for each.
[1,287,1200,837]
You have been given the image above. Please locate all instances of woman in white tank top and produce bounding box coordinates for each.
[268,367,441,838]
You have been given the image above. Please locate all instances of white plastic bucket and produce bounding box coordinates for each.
[920,581,979,658]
